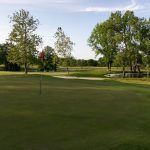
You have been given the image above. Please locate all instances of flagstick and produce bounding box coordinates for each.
[40,73,42,95]
[39,50,45,95]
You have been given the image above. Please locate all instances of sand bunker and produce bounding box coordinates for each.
[53,76,105,81]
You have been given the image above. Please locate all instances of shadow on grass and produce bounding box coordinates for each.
[111,143,149,150]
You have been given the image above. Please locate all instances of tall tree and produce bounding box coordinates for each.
[113,11,144,76]
[138,18,150,76]
[88,11,148,77]
[120,11,141,75]
[7,9,42,74]
[54,27,74,74]
[88,17,117,72]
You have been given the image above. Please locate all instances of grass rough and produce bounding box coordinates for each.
[0,73,150,149]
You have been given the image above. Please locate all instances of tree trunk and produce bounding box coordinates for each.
[54,63,57,72]
[123,65,125,78]
[25,63,28,74]
[130,64,133,78]
[147,64,149,78]
[130,64,133,73]
[67,67,69,75]
[109,61,112,72]
[107,62,111,72]
[137,64,141,77]
[133,64,136,73]
[107,62,109,71]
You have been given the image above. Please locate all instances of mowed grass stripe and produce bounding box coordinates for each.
[0,75,150,150]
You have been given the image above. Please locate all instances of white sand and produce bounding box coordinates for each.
[53,76,105,81]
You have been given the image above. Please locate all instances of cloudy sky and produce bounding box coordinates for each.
[0,0,149,59]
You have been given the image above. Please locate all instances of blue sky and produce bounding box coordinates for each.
[0,0,150,59]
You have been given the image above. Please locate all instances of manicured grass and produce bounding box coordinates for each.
[0,73,150,149]
[65,67,148,78]
[67,67,118,77]
[69,70,107,77]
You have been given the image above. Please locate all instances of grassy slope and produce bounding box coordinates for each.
[0,74,150,149]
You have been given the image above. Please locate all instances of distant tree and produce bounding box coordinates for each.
[44,46,54,71]
[0,44,7,65]
[76,59,88,67]
[87,59,98,66]
[52,53,59,72]
[39,46,58,71]
[0,43,20,71]
[63,56,77,67]
[98,57,107,67]
[7,9,42,74]
[54,27,74,74]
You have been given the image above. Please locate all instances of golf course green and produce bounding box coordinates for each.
[0,73,150,150]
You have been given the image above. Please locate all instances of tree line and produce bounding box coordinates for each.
[0,9,150,75]
[0,9,107,73]
[0,43,104,71]
[88,11,150,76]
[0,9,75,74]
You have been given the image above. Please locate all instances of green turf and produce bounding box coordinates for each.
[0,74,150,150]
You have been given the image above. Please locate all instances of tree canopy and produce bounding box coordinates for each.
[7,9,42,74]
[88,11,150,76]
[54,27,74,73]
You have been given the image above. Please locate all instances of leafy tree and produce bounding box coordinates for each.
[89,10,150,77]
[67,57,77,67]
[0,43,20,71]
[88,17,117,72]
[112,11,144,76]
[39,46,58,71]
[98,57,107,67]
[76,59,88,67]
[60,56,77,67]
[0,44,7,65]
[87,59,98,66]
[54,27,74,74]
[136,18,150,76]
[7,9,42,74]
[119,11,140,75]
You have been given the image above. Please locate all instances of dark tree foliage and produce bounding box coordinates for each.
[0,43,20,71]
[39,46,58,71]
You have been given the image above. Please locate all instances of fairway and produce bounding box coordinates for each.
[0,74,150,150]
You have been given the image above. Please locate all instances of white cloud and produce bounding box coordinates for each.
[0,0,77,5]
[82,0,144,12]
[0,0,145,13]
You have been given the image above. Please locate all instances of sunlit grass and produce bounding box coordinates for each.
[0,74,150,149]
[114,77,150,85]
